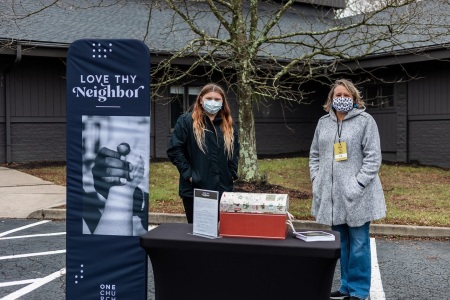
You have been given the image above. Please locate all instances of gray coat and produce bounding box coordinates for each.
[309,108,386,227]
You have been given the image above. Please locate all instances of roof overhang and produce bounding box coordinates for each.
[295,0,345,9]
[2,38,449,71]
[0,39,69,57]
[0,39,195,65]
[337,44,450,71]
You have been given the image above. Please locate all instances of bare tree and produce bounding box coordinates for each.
[2,0,450,182]
[148,0,450,181]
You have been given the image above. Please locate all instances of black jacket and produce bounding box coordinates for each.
[167,112,240,198]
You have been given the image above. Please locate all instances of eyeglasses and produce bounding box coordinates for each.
[203,97,222,101]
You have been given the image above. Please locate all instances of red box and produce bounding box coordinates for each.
[219,212,287,239]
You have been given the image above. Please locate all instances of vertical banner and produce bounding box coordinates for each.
[66,39,150,299]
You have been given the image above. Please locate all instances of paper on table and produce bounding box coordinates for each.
[293,230,335,242]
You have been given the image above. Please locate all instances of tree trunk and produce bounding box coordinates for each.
[237,77,261,182]
[231,1,261,183]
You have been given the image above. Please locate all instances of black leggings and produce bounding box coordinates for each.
[182,197,194,224]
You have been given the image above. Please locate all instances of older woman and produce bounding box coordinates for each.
[309,79,386,300]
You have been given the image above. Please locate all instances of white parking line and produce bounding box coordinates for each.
[0,232,66,240]
[0,279,37,288]
[0,268,66,300]
[0,221,66,299]
[370,238,386,300]
[0,220,51,237]
[0,250,66,260]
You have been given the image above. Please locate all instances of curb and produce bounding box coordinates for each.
[28,209,450,239]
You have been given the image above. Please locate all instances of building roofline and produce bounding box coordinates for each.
[337,43,450,70]
[2,38,449,69]
[295,0,345,9]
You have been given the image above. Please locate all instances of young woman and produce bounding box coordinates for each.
[309,79,386,300]
[167,83,240,223]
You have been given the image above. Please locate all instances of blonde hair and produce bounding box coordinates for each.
[192,83,235,159]
[323,79,365,112]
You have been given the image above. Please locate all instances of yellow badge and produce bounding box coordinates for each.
[334,142,348,161]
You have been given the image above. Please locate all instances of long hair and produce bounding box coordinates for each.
[323,79,365,112]
[192,83,235,159]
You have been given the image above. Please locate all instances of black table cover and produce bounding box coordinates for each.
[141,223,340,300]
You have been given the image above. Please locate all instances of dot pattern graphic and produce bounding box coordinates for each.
[92,43,113,58]
[75,264,84,284]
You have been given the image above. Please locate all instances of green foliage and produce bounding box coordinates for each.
[148,158,450,227]
[11,158,450,227]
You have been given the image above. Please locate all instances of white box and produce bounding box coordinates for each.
[220,192,289,214]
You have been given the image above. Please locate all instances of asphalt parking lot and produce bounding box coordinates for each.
[0,219,155,300]
[1,219,448,299]
[0,219,66,300]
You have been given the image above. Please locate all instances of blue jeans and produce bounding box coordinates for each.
[332,222,371,299]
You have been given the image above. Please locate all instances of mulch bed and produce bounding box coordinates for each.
[233,181,310,199]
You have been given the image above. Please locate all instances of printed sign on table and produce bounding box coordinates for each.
[193,189,219,238]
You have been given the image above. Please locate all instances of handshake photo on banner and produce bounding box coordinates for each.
[81,115,150,236]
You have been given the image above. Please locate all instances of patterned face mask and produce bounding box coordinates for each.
[332,97,354,112]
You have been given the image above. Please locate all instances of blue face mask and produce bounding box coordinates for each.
[202,100,223,115]
[332,97,354,112]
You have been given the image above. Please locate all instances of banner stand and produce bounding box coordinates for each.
[66,39,150,299]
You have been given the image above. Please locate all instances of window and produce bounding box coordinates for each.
[170,86,201,129]
[363,85,394,109]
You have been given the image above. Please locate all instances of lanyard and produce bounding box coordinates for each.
[337,121,343,143]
